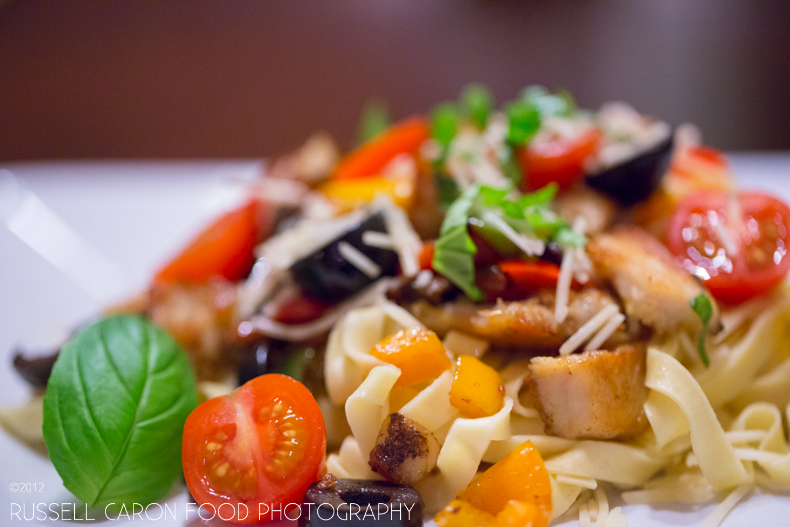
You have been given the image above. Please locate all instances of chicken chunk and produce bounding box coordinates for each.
[369,413,440,486]
[554,186,617,235]
[587,227,719,335]
[527,344,648,440]
[408,288,626,348]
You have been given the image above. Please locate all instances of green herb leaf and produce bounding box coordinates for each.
[355,99,390,146]
[434,173,460,210]
[690,294,713,368]
[433,184,483,300]
[498,144,523,187]
[43,315,198,511]
[555,227,587,248]
[431,102,459,149]
[518,182,558,208]
[461,84,494,130]
[505,100,541,145]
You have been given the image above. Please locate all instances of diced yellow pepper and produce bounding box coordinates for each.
[449,355,504,418]
[370,328,451,387]
[319,174,414,211]
[435,441,552,527]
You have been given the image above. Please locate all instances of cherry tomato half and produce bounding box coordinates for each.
[182,374,326,523]
[667,190,790,304]
[518,128,600,191]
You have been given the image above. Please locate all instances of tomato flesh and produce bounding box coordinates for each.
[667,191,790,304]
[182,374,326,523]
[518,128,600,191]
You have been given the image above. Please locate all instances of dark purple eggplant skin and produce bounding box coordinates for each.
[290,212,400,303]
[585,134,674,206]
[13,349,59,388]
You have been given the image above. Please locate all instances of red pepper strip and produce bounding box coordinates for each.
[332,117,429,180]
[499,259,586,294]
[154,199,264,284]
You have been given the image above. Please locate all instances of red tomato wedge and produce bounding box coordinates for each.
[155,199,266,284]
[667,190,790,304]
[182,374,326,524]
[518,128,600,191]
[332,116,429,180]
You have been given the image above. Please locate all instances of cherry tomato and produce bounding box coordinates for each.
[155,199,271,284]
[518,128,600,191]
[667,190,790,304]
[182,374,326,524]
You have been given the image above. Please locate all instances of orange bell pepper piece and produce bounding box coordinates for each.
[449,355,504,418]
[332,117,429,180]
[370,328,451,387]
[435,440,552,527]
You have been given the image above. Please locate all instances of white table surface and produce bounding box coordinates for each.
[1,156,789,526]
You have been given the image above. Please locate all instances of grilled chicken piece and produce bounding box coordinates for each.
[554,186,617,235]
[527,344,648,439]
[369,413,440,486]
[409,288,626,347]
[587,227,720,335]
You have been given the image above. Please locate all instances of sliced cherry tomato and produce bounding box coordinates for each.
[667,190,790,304]
[419,241,435,271]
[155,199,269,285]
[332,116,429,180]
[518,128,600,191]
[182,374,326,524]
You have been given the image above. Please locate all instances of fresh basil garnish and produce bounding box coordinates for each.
[690,294,713,368]
[42,314,198,511]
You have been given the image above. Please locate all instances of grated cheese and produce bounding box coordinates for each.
[337,241,381,279]
[559,304,620,355]
[361,230,395,249]
[584,312,625,352]
[480,210,545,256]
[703,485,752,527]
[554,248,575,324]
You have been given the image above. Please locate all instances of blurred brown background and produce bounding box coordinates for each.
[1,0,789,161]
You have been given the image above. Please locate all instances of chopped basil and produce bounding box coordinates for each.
[432,184,483,301]
[431,102,459,149]
[690,294,713,368]
[461,84,494,130]
[42,315,198,511]
[432,181,582,300]
[355,99,390,145]
[505,100,541,145]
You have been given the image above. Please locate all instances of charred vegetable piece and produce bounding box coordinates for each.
[369,413,440,486]
[290,213,400,303]
[12,348,59,388]
[370,328,451,387]
[449,356,505,418]
[299,476,424,527]
[585,135,673,206]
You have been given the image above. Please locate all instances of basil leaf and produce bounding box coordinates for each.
[434,173,460,211]
[43,315,198,511]
[518,182,558,208]
[461,83,493,130]
[522,85,576,117]
[433,184,483,301]
[690,294,713,368]
[505,100,541,145]
[498,144,523,187]
[431,102,459,149]
[355,99,390,146]
[555,227,587,248]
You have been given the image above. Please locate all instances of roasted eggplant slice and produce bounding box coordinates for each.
[290,212,399,302]
[299,476,424,527]
[586,135,673,206]
[12,349,59,389]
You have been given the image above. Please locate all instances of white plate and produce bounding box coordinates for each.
[2,158,790,526]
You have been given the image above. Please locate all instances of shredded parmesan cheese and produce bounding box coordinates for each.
[560,304,619,355]
[361,230,394,249]
[337,241,381,279]
[584,312,625,352]
[480,210,545,256]
[555,248,575,324]
[703,485,752,527]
